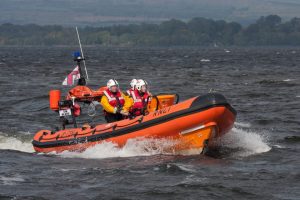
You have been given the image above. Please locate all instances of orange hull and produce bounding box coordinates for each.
[32,93,236,154]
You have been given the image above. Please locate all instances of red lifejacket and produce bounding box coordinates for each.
[126,88,134,96]
[103,88,125,108]
[73,103,81,117]
[130,89,151,116]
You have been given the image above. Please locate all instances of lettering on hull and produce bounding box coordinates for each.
[153,107,171,117]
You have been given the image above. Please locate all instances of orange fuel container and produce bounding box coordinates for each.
[157,95,176,109]
[49,90,61,110]
[148,94,177,112]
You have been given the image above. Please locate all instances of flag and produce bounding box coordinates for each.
[62,66,80,86]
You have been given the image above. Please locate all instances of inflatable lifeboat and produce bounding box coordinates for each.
[32,92,236,154]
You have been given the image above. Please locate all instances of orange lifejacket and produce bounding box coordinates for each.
[130,89,151,116]
[103,88,125,108]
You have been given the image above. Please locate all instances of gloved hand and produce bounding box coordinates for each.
[115,106,122,114]
[144,110,149,115]
[120,110,129,116]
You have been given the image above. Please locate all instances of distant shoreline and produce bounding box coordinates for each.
[1,15,300,46]
[1,45,300,49]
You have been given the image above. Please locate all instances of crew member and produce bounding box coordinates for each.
[126,78,138,96]
[100,79,130,122]
[129,79,152,116]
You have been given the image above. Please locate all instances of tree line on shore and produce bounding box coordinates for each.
[1,15,300,46]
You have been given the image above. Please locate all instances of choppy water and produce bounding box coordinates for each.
[0,46,299,200]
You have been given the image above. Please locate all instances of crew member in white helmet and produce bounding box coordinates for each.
[126,78,138,96]
[100,79,130,122]
[129,79,152,116]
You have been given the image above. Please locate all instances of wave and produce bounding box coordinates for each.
[0,175,25,186]
[200,59,210,62]
[218,127,271,157]
[284,135,300,143]
[234,122,251,128]
[0,133,34,153]
[57,138,184,159]
[257,79,298,87]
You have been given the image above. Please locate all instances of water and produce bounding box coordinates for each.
[0,46,299,200]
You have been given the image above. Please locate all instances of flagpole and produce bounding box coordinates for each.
[76,27,89,80]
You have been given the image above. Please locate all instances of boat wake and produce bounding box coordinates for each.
[0,133,34,153]
[0,122,271,159]
[56,122,272,159]
[57,138,188,159]
[209,123,272,158]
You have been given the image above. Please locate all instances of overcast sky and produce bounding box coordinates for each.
[1,0,300,26]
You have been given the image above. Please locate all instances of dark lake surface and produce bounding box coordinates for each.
[0,46,299,200]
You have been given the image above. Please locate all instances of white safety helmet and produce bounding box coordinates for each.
[107,79,119,89]
[136,79,148,91]
[130,79,138,89]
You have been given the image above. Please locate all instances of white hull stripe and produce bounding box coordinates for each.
[180,124,205,135]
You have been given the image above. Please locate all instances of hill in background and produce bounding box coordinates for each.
[1,15,300,46]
